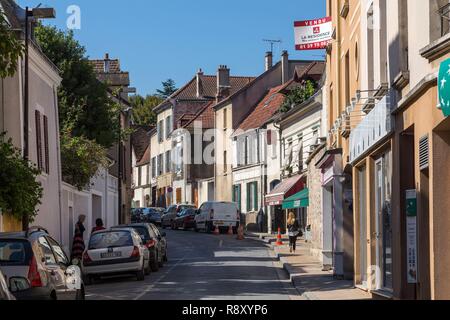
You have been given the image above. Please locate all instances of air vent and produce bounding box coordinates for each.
[419,135,429,171]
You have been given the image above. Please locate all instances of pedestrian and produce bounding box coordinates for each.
[287,211,301,253]
[257,209,264,233]
[91,218,106,233]
[71,214,86,263]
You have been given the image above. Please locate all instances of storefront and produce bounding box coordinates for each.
[282,188,309,232]
[265,175,305,234]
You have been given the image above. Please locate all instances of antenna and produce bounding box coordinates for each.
[263,39,282,53]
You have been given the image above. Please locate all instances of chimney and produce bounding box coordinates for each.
[265,51,273,71]
[281,50,289,84]
[196,68,204,98]
[104,53,110,73]
[216,65,230,102]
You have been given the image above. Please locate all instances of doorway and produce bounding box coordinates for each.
[358,165,368,287]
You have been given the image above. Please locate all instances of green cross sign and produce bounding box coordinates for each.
[438,58,450,117]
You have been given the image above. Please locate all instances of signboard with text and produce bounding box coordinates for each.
[438,58,450,117]
[406,190,418,284]
[294,17,332,50]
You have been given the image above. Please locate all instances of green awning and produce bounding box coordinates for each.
[282,188,309,209]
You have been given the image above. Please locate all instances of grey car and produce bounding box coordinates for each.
[0,226,84,300]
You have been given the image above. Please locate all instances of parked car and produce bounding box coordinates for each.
[112,223,167,272]
[0,269,16,300]
[141,208,163,226]
[172,208,197,230]
[81,228,150,284]
[194,202,240,233]
[131,208,144,223]
[0,226,84,300]
[161,204,196,229]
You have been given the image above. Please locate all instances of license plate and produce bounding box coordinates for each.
[101,252,122,259]
[214,221,224,226]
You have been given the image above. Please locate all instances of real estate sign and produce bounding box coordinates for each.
[294,17,332,50]
[438,58,450,117]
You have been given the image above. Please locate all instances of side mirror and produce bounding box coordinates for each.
[9,277,31,293]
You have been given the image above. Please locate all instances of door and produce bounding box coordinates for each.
[359,165,368,287]
[374,155,393,291]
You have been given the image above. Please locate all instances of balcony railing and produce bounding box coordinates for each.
[439,3,450,37]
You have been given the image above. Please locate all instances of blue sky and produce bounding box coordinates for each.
[19,0,326,96]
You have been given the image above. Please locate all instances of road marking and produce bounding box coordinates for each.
[133,247,194,300]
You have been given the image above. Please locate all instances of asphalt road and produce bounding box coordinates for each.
[85,228,303,300]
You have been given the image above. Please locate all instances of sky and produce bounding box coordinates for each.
[18,0,326,96]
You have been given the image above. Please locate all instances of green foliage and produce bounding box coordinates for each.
[60,131,108,191]
[0,10,24,78]
[130,94,163,126]
[34,24,121,148]
[156,79,178,99]
[0,133,43,222]
[280,80,317,113]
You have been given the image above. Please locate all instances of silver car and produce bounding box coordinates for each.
[81,228,150,284]
[0,269,16,301]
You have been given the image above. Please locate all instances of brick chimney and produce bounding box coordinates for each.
[216,65,230,103]
[281,50,289,84]
[196,68,204,98]
[104,53,111,73]
[265,51,273,71]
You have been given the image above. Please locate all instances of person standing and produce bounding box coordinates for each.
[257,209,264,233]
[91,218,106,233]
[287,211,301,253]
[71,214,86,262]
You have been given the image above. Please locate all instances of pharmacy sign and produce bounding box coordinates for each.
[438,58,450,117]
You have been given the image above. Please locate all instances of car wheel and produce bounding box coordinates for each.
[136,264,145,281]
[76,286,85,300]
[83,274,93,286]
[150,252,159,272]
[144,260,151,275]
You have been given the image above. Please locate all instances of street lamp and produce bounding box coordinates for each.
[23,6,55,161]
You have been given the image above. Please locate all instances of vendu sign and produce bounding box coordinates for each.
[294,17,332,50]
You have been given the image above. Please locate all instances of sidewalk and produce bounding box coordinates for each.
[245,232,372,300]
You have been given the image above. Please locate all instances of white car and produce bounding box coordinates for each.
[81,228,150,284]
[0,269,16,300]
[194,201,240,233]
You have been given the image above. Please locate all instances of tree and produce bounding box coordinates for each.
[60,131,108,191]
[280,80,317,113]
[130,94,163,126]
[0,9,24,78]
[156,79,178,99]
[34,24,121,148]
[0,133,43,223]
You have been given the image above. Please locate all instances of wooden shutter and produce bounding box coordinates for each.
[253,182,258,211]
[246,183,251,212]
[35,110,43,171]
[237,185,241,211]
[43,115,49,174]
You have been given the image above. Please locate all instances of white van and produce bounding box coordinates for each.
[194,202,240,233]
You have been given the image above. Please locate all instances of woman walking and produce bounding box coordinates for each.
[71,214,86,263]
[287,211,301,253]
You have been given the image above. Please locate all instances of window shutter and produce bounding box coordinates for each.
[43,115,49,174]
[237,185,241,211]
[419,135,429,171]
[232,186,236,202]
[253,182,258,211]
[267,130,272,145]
[35,110,43,171]
[247,183,251,212]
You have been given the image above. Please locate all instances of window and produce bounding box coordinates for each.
[223,151,228,173]
[157,120,164,143]
[157,154,163,176]
[223,109,227,129]
[165,116,172,139]
[151,157,156,178]
[38,237,56,265]
[345,50,350,107]
[35,110,43,171]
[165,150,171,173]
[146,164,150,185]
[271,131,278,159]
[246,182,258,212]
[47,237,69,265]
[232,185,242,211]
[430,0,450,41]
[138,167,142,186]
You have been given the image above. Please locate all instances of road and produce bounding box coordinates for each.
[85,228,303,300]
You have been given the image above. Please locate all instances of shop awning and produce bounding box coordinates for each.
[282,188,309,209]
[265,175,305,206]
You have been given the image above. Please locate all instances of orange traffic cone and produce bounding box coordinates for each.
[227,225,234,235]
[276,228,283,246]
[236,225,244,240]
[213,225,220,235]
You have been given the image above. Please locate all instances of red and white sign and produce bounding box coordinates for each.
[294,17,332,50]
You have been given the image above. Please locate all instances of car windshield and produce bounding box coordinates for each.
[0,240,30,266]
[142,208,160,216]
[130,226,151,241]
[179,205,195,211]
[89,231,133,250]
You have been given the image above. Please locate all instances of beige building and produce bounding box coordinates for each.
[0,0,63,240]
